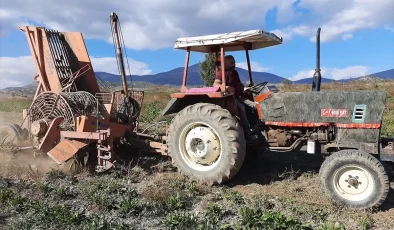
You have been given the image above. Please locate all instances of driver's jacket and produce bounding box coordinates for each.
[215,70,243,97]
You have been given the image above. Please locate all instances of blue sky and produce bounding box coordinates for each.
[0,0,393,88]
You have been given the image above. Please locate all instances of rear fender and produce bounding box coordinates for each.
[161,95,238,117]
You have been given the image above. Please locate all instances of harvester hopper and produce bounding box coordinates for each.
[0,13,167,172]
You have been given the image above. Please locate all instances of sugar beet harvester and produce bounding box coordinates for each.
[0,13,393,210]
[0,13,168,172]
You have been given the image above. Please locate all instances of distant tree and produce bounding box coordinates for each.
[199,53,217,86]
[282,79,292,86]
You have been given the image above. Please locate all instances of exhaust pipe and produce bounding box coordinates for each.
[312,27,321,91]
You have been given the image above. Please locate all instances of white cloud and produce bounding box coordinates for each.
[290,68,328,81]
[91,57,152,75]
[1,0,391,50]
[270,24,312,42]
[330,66,369,80]
[0,56,35,89]
[341,33,353,40]
[237,62,269,72]
[0,56,151,89]
[0,0,295,50]
[384,25,394,32]
[272,0,394,43]
[290,66,369,81]
[0,9,31,37]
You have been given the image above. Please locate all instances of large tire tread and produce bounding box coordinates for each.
[167,103,246,185]
[319,149,389,210]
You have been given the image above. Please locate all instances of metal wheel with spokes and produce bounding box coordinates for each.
[319,150,389,209]
[167,103,246,185]
[0,123,21,146]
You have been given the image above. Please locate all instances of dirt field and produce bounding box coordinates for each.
[0,112,21,125]
[1,81,394,229]
[1,145,394,229]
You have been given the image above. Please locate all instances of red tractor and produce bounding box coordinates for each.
[162,28,394,210]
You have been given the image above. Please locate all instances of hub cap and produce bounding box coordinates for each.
[332,165,374,202]
[179,122,222,171]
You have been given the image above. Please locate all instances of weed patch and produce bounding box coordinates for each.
[1,188,133,229]
[236,206,313,230]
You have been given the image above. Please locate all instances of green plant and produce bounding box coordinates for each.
[140,101,162,122]
[220,187,244,204]
[237,206,312,230]
[199,53,217,86]
[357,216,373,230]
[320,220,345,230]
[118,196,143,216]
[197,203,225,230]
[164,194,185,211]
[162,211,198,229]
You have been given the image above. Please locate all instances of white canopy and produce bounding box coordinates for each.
[174,29,283,53]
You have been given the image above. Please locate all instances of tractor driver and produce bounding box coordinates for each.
[213,55,258,142]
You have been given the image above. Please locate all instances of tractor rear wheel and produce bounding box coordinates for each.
[167,103,246,185]
[319,150,389,209]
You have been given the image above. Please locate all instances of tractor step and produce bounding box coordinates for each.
[97,145,111,152]
[98,155,111,160]
[95,160,114,172]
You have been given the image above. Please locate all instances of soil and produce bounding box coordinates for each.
[1,123,394,229]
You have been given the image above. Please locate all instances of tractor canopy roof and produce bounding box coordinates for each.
[174,29,283,53]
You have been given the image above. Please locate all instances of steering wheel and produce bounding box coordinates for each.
[244,82,268,94]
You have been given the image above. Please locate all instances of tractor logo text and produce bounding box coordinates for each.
[321,109,349,118]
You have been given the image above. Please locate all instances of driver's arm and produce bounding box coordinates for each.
[213,79,222,87]
[234,71,244,93]
[213,71,223,87]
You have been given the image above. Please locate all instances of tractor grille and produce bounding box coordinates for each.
[353,105,367,123]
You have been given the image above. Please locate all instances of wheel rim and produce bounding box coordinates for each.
[178,122,222,172]
[332,164,374,202]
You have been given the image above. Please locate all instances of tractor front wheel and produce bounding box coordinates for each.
[319,150,389,209]
[167,103,246,185]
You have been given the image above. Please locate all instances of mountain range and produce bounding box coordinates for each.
[1,64,393,96]
[96,63,394,86]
